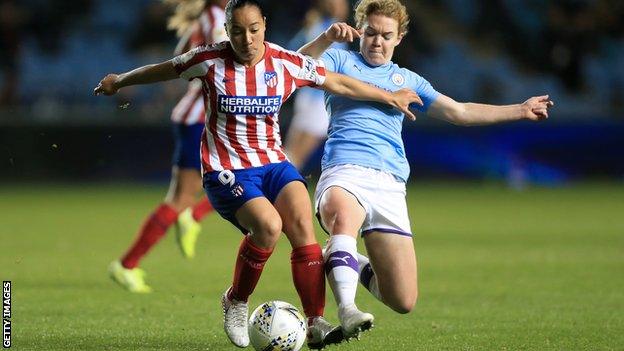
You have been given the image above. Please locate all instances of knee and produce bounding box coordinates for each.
[284,213,312,236]
[320,207,352,234]
[388,291,418,314]
[251,215,282,246]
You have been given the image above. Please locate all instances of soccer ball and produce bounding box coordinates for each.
[248,301,307,351]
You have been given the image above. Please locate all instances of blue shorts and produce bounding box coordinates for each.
[203,161,305,233]
[172,123,204,170]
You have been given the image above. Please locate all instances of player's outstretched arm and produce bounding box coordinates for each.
[94,61,179,96]
[298,22,360,58]
[321,71,423,120]
[427,94,555,126]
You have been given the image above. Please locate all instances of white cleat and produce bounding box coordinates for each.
[307,316,344,350]
[338,304,374,339]
[221,287,249,348]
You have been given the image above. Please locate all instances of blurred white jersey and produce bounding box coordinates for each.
[288,16,348,137]
[171,5,228,126]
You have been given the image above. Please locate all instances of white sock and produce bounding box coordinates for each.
[357,252,382,302]
[325,234,359,309]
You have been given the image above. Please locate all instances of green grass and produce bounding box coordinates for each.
[1,182,623,350]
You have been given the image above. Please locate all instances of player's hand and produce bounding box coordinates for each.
[522,95,554,121]
[324,22,361,43]
[391,88,423,121]
[94,74,121,96]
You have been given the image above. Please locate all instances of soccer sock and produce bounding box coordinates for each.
[121,203,179,269]
[325,234,359,309]
[229,235,273,302]
[358,253,382,301]
[191,197,213,221]
[291,243,325,318]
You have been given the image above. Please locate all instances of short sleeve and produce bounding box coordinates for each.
[320,48,346,73]
[278,49,327,88]
[172,45,222,81]
[407,70,440,113]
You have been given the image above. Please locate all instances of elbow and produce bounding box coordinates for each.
[445,112,471,126]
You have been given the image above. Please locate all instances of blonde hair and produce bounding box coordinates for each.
[162,0,206,37]
[354,0,410,34]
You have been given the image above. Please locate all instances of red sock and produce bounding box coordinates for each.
[291,243,325,318]
[192,197,213,221]
[230,236,273,302]
[121,204,178,269]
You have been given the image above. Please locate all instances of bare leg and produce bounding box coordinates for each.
[165,167,204,211]
[363,232,418,314]
[318,186,373,337]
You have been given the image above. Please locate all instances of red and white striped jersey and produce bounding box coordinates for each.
[172,41,327,173]
[170,5,228,126]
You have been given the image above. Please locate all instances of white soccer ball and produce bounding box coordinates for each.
[248,300,307,351]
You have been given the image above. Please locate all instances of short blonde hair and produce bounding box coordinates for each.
[354,0,409,34]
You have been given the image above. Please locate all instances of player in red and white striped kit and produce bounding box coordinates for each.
[108,0,228,294]
[95,0,421,348]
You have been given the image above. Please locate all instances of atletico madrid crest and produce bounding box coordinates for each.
[264,71,278,88]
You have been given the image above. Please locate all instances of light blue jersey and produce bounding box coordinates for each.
[288,18,348,101]
[320,48,440,182]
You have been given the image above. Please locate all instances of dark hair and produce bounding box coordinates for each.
[225,0,265,24]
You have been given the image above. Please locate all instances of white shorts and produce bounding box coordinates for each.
[290,90,329,137]
[314,164,412,237]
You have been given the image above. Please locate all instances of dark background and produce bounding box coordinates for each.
[1,0,623,185]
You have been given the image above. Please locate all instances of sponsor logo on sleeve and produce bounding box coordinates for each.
[301,57,319,81]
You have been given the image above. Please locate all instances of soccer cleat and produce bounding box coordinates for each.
[175,208,201,259]
[108,260,152,293]
[221,287,249,348]
[307,316,344,350]
[338,304,374,339]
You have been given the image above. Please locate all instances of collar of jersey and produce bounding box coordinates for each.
[356,51,393,70]
[227,42,271,69]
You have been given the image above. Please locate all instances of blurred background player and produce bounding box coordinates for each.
[283,0,349,170]
[298,0,554,339]
[108,0,228,293]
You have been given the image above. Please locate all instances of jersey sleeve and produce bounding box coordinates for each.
[172,45,220,81]
[320,48,346,73]
[278,49,327,88]
[407,70,440,113]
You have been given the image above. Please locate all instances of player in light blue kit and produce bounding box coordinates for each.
[298,0,554,339]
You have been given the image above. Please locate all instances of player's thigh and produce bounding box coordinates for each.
[364,232,418,312]
[235,197,283,249]
[273,181,316,247]
[165,167,203,208]
[318,186,366,236]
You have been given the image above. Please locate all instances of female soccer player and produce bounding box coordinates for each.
[108,0,228,294]
[94,0,421,348]
[298,0,554,339]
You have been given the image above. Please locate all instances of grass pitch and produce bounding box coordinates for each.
[1,182,623,350]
